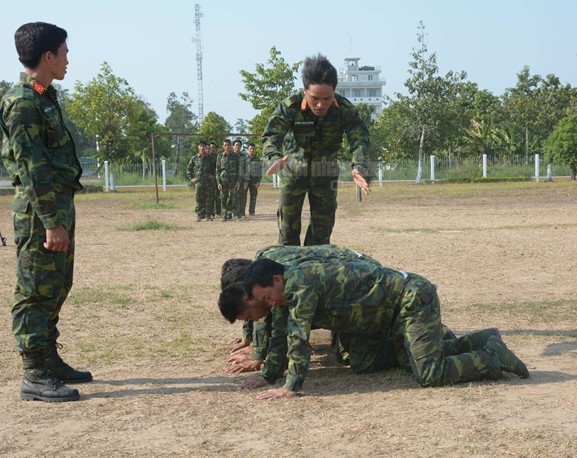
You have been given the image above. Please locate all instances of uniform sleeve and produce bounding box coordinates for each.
[262,103,292,162]
[261,306,289,384]
[241,320,253,343]
[186,157,195,180]
[2,98,60,228]
[283,283,320,392]
[250,315,270,360]
[343,107,370,177]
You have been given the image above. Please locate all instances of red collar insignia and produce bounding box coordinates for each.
[32,81,46,95]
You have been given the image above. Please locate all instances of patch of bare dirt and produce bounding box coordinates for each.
[1,182,576,457]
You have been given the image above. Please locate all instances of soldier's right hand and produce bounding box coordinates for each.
[266,155,289,175]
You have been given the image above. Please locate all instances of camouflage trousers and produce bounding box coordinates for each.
[220,182,237,220]
[213,182,221,216]
[247,183,259,215]
[194,180,213,219]
[278,176,337,246]
[392,274,499,386]
[237,185,247,217]
[11,192,76,354]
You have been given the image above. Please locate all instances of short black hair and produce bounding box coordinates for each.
[243,258,284,299]
[233,138,242,146]
[221,265,250,290]
[301,53,338,90]
[218,282,247,324]
[221,258,251,277]
[15,22,68,69]
[247,143,256,148]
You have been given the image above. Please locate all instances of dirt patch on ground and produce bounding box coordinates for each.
[1,182,576,457]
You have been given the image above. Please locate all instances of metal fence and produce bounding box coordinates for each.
[0,154,573,191]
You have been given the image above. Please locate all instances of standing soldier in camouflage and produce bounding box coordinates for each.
[186,140,214,221]
[219,248,529,400]
[0,22,92,402]
[243,143,263,216]
[216,138,239,221]
[209,141,220,218]
[263,54,371,246]
[232,138,246,218]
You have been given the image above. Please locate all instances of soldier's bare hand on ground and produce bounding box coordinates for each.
[352,169,370,195]
[44,226,70,252]
[239,373,269,390]
[256,387,297,400]
[225,358,263,374]
[228,350,251,364]
[266,155,289,176]
[229,338,250,352]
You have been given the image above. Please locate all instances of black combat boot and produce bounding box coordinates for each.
[44,343,93,383]
[21,352,80,402]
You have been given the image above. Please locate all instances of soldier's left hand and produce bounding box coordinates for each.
[352,169,371,195]
[256,387,297,401]
[44,225,70,252]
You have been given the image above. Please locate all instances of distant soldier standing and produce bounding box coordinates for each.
[0,22,92,402]
[233,138,246,218]
[243,143,262,216]
[263,53,371,246]
[216,138,239,221]
[209,141,220,218]
[186,140,214,221]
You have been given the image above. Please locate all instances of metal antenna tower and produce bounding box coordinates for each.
[194,3,204,123]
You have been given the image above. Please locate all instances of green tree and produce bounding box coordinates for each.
[543,114,577,180]
[67,62,158,164]
[197,111,232,146]
[239,46,301,137]
[396,22,469,182]
[165,92,197,176]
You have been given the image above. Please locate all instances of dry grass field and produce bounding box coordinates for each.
[0,181,576,457]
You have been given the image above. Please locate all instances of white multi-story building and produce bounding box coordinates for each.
[336,57,385,118]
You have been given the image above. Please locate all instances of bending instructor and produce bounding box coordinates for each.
[263,53,371,246]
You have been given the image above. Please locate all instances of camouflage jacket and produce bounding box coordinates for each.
[254,251,407,391]
[186,154,214,183]
[242,154,263,185]
[0,74,82,228]
[261,92,370,179]
[216,152,239,186]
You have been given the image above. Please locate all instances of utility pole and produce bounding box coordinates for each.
[194,4,204,123]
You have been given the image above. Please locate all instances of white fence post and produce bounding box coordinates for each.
[546,164,553,182]
[534,154,540,182]
[104,161,109,192]
[161,159,167,192]
[430,155,435,182]
[378,163,383,187]
[482,154,488,178]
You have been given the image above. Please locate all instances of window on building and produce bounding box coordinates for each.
[368,89,378,97]
[353,89,363,97]
[368,75,373,81]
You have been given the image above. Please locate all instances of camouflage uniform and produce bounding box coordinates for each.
[262,93,370,246]
[255,252,502,392]
[206,150,217,218]
[186,151,214,220]
[235,150,248,218]
[255,245,398,373]
[216,151,239,221]
[0,74,82,356]
[243,153,263,216]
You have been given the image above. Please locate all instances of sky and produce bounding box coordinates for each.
[1,0,575,127]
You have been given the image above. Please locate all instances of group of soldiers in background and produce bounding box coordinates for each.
[186,138,263,222]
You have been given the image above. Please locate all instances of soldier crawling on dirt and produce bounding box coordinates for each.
[219,245,529,400]
[221,245,458,377]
